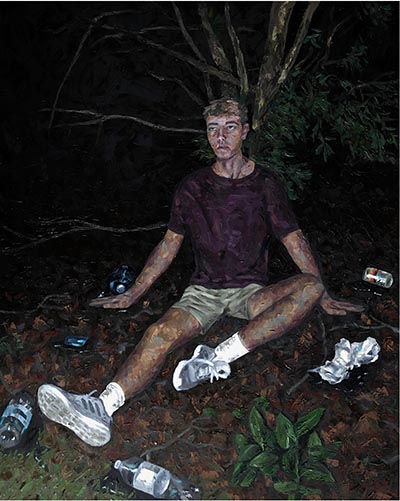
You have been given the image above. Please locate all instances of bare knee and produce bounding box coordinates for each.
[142,314,198,354]
[143,321,178,348]
[299,273,324,300]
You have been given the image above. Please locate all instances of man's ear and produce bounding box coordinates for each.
[241,123,250,140]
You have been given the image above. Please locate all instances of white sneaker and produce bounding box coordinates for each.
[173,345,231,391]
[37,384,112,447]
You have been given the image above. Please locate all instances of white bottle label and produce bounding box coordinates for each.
[133,462,171,497]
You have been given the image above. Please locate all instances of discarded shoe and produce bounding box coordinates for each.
[173,345,231,391]
[37,384,112,447]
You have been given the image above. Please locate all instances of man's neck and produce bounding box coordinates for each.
[212,154,255,179]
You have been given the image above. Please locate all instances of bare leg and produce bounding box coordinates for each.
[240,273,324,351]
[114,308,202,399]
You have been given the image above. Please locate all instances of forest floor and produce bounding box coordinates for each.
[0,158,398,500]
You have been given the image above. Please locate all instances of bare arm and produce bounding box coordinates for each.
[281,229,321,280]
[90,229,184,309]
[281,229,364,315]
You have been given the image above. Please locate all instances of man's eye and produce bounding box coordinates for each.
[207,127,217,133]
[227,125,238,131]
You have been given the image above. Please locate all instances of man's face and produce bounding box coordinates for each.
[206,112,249,161]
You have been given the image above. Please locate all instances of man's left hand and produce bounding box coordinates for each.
[320,291,364,316]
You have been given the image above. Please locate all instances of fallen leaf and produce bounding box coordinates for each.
[373,492,393,500]
[201,469,219,480]
[353,410,379,435]
[383,337,396,352]
[326,458,340,467]
[321,421,350,443]
[32,315,49,331]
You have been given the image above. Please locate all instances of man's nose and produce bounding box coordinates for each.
[216,127,226,140]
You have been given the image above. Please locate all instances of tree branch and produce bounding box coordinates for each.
[173,2,206,62]
[253,1,296,129]
[253,2,320,130]
[141,416,214,461]
[149,72,205,107]
[328,318,399,335]
[198,3,232,73]
[2,219,168,255]
[135,34,240,87]
[41,108,205,133]
[172,2,213,101]
[277,2,320,85]
[224,4,249,98]
[198,2,238,96]
[0,294,71,316]
[48,9,136,130]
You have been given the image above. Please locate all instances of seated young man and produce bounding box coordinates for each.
[37,98,362,447]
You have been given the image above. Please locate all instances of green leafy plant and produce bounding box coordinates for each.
[232,398,341,500]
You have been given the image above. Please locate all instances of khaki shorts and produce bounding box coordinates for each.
[171,283,264,334]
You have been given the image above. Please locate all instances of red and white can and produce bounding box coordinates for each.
[362,267,393,288]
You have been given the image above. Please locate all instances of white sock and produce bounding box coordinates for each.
[99,382,125,416]
[214,332,250,364]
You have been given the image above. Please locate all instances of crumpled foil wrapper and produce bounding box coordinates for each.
[309,337,380,384]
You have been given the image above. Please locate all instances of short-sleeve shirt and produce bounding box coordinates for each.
[168,165,299,289]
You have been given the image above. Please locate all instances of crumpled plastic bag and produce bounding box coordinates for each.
[309,337,380,384]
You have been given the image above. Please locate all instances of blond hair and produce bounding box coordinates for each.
[203,98,248,124]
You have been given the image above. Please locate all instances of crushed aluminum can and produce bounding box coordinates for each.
[309,337,380,384]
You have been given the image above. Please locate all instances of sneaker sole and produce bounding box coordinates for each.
[172,360,189,391]
[172,345,212,392]
[172,359,211,391]
[37,385,110,447]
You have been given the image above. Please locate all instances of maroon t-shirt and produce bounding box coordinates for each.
[168,165,299,289]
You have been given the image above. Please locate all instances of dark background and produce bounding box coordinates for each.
[0,2,398,289]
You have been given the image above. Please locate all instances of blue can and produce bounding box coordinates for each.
[63,336,89,348]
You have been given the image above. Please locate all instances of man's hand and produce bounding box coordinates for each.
[320,290,364,316]
[89,230,184,310]
[89,290,139,309]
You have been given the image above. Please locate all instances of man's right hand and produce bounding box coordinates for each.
[89,230,183,310]
[89,290,139,309]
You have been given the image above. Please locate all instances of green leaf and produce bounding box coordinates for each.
[307,446,335,461]
[299,486,322,496]
[239,468,257,487]
[301,466,335,483]
[202,407,217,417]
[234,433,249,453]
[253,396,270,412]
[295,408,325,438]
[265,430,278,449]
[249,451,279,470]
[249,406,268,449]
[282,448,299,478]
[273,481,300,494]
[237,443,262,463]
[260,463,279,477]
[232,408,244,419]
[315,143,324,156]
[275,413,297,449]
[307,431,322,449]
[231,462,249,486]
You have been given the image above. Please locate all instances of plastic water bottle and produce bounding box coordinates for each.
[0,392,35,449]
[114,458,171,498]
[362,267,393,288]
[114,457,201,499]
[109,264,137,294]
